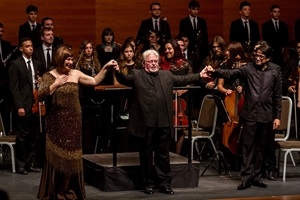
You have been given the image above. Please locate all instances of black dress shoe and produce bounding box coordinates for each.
[16,168,28,175]
[267,171,277,181]
[144,187,154,195]
[237,182,251,190]
[252,180,267,188]
[159,187,174,194]
[26,166,41,173]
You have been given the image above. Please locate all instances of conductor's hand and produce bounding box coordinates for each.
[199,66,210,78]
[273,118,280,130]
[288,85,296,93]
[104,59,118,69]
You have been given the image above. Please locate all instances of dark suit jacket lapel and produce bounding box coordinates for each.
[141,69,154,86]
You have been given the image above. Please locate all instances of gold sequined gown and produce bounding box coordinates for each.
[37,72,85,200]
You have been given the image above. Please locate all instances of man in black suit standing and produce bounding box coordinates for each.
[18,5,42,48]
[0,22,13,133]
[179,0,209,71]
[41,17,64,49]
[229,1,260,56]
[136,2,171,46]
[33,28,55,76]
[262,5,289,67]
[114,49,209,195]
[8,37,42,175]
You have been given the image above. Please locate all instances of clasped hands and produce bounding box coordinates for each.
[200,65,214,79]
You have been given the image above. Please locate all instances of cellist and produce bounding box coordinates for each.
[217,41,247,169]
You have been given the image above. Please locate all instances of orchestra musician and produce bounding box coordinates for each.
[96,27,121,85]
[207,41,282,190]
[75,40,102,154]
[136,2,171,46]
[179,0,209,67]
[282,41,300,138]
[0,22,13,133]
[8,37,42,175]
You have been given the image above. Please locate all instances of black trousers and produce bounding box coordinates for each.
[240,120,272,183]
[15,113,38,168]
[138,126,172,188]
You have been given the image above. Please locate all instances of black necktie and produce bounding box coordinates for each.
[183,52,186,59]
[27,60,33,82]
[31,24,36,31]
[154,20,159,31]
[244,21,249,40]
[46,48,51,70]
[193,18,197,30]
[275,21,279,32]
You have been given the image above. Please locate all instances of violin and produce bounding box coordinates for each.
[32,89,46,116]
[173,96,188,127]
[288,65,300,87]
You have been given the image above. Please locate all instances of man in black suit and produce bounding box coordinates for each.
[262,5,289,67]
[0,22,13,133]
[136,2,171,46]
[114,49,209,195]
[18,5,42,48]
[229,1,260,55]
[179,0,209,69]
[8,37,42,175]
[41,17,64,49]
[208,42,282,190]
[33,28,55,76]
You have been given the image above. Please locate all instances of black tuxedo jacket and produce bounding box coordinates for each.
[18,22,42,48]
[179,16,209,61]
[136,18,171,44]
[262,20,289,50]
[230,18,260,50]
[33,46,56,75]
[8,56,41,114]
[115,69,201,138]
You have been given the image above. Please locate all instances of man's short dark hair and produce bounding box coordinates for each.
[254,41,273,59]
[18,37,32,47]
[188,0,200,9]
[41,17,53,27]
[239,1,251,10]
[150,2,161,10]
[270,4,280,12]
[26,4,38,14]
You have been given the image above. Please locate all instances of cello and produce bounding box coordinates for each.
[222,61,245,155]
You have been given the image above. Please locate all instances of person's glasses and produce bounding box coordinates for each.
[254,53,266,59]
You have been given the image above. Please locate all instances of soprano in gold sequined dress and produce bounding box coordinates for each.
[37,72,85,200]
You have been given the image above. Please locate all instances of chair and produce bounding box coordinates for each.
[184,94,218,161]
[0,112,16,173]
[276,96,300,181]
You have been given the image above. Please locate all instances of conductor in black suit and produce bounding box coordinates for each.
[179,0,209,68]
[8,38,42,175]
[262,5,289,67]
[18,5,42,48]
[136,2,171,46]
[114,49,209,195]
[229,1,260,55]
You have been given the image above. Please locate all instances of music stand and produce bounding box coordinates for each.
[201,93,232,177]
[212,94,231,123]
